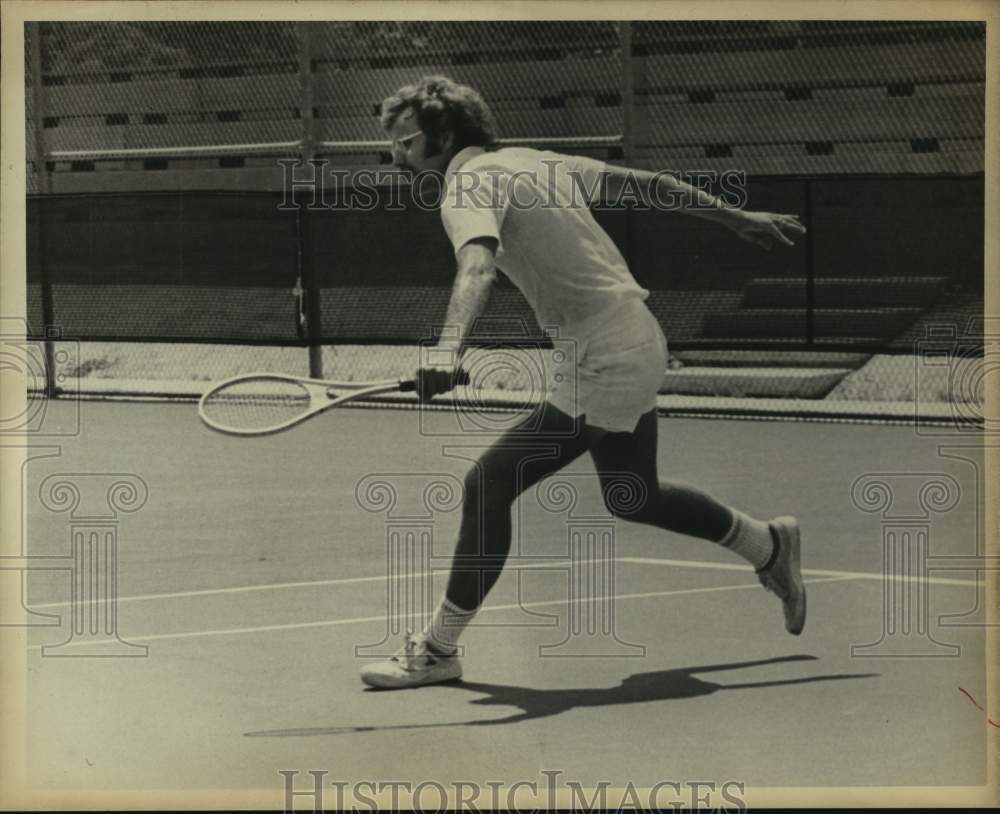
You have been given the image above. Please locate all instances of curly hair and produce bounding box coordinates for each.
[380,75,499,153]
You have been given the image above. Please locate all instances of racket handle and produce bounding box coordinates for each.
[399,369,470,393]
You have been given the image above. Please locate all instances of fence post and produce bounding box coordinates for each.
[804,178,815,346]
[618,22,638,277]
[27,23,58,397]
[297,22,317,165]
[619,21,635,167]
[296,22,323,378]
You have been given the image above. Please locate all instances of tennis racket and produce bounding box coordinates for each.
[198,372,417,436]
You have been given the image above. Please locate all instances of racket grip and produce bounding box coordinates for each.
[402,368,470,395]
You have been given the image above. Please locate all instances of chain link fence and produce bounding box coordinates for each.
[23,21,988,423]
[631,21,984,175]
[27,20,984,184]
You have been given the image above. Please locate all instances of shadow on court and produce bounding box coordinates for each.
[245,655,879,737]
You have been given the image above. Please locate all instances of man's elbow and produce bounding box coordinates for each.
[459,261,497,290]
[456,239,499,284]
[469,256,497,279]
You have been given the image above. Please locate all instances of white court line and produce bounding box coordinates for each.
[27,572,430,609]
[25,554,984,611]
[24,560,569,610]
[619,557,986,587]
[27,575,855,650]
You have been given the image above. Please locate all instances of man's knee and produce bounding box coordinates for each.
[464,455,522,509]
[460,463,518,535]
[462,465,483,506]
[600,473,653,521]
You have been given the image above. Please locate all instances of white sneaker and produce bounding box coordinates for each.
[757,516,807,635]
[360,632,463,689]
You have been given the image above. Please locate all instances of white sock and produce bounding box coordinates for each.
[718,510,775,570]
[424,597,476,655]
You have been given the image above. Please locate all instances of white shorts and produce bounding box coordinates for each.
[546,298,668,433]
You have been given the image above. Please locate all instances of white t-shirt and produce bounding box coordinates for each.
[440,146,649,338]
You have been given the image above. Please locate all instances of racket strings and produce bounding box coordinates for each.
[201,378,314,433]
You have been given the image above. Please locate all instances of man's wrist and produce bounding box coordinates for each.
[682,188,744,228]
[711,205,747,230]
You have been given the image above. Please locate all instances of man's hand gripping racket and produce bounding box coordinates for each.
[199,367,469,436]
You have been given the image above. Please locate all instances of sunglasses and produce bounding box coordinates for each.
[392,130,424,152]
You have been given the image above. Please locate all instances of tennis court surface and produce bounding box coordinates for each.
[22,399,990,795]
[13,16,993,807]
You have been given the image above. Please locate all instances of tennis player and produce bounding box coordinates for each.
[362,76,808,689]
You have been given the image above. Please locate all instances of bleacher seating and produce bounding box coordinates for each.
[28,21,985,189]
[25,22,986,359]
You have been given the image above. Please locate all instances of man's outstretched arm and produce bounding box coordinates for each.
[415,236,498,401]
[600,164,806,250]
[437,236,498,356]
